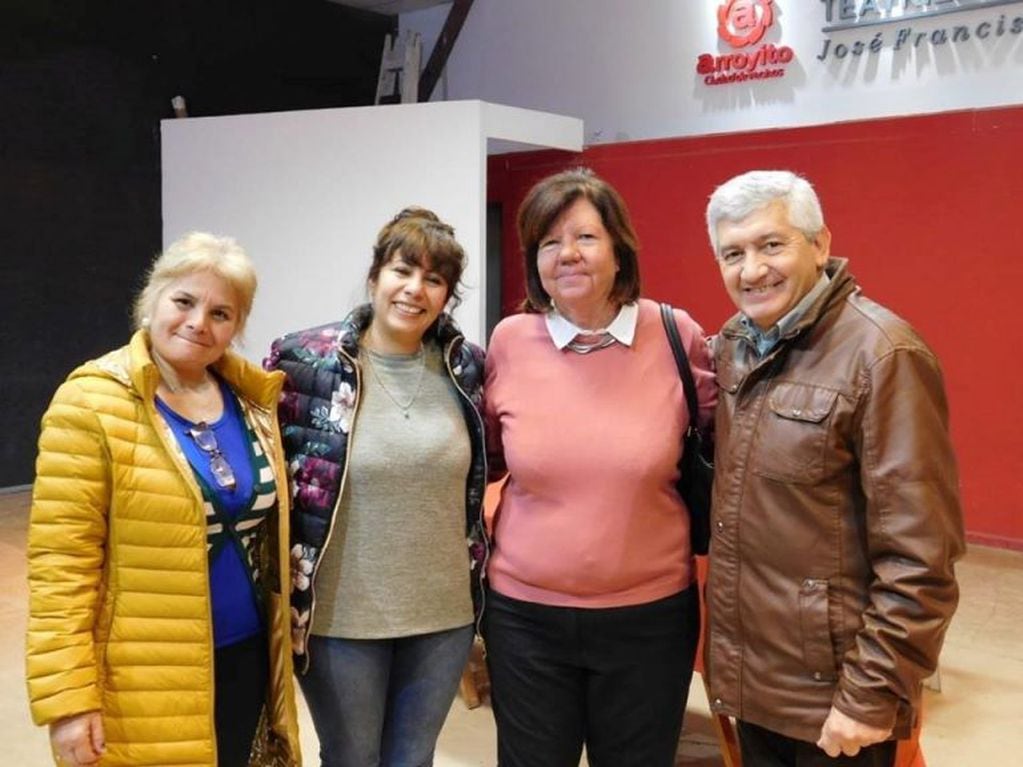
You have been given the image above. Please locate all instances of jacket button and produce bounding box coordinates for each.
[716,521,724,532]
[713,698,723,708]
[813,671,822,681]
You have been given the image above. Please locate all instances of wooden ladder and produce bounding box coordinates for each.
[374,31,421,105]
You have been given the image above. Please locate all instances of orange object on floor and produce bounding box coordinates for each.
[458,637,490,710]
[483,478,504,533]
[694,555,743,766]
[457,480,505,709]
[895,714,927,767]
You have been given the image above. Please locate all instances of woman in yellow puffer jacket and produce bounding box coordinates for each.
[25,233,301,767]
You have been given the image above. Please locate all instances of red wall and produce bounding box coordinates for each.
[488,105,1023,550]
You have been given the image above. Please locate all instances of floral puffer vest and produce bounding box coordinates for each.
[265,305,488,671]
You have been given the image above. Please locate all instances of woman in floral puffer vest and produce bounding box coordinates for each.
[265,208,487,767]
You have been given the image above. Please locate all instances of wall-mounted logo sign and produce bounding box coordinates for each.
[816,0,1023,62]
[718,0,774,47]
[698,0,796,86]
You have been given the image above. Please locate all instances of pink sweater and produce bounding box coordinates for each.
[484,298,717,608]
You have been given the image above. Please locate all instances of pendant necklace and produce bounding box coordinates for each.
[364,345,427,419]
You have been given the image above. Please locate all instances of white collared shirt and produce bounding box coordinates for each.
[544,302,639,350]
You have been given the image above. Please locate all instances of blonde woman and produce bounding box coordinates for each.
[26,233,301,766]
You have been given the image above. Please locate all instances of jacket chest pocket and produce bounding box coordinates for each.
[752,382,839,484]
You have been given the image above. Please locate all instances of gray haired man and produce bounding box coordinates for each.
[704,170,964,766]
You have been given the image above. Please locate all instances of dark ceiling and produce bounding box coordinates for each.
[3,0,399,116]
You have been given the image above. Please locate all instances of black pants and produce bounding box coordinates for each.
[214,632,269,767]
[483,587,699,767]
[737,721,897,767]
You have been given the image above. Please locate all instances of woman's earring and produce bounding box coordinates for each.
[141,316,151,328]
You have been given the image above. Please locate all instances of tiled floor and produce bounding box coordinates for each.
[3,488,1021,766]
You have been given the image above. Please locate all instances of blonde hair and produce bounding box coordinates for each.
[133,232,257,337]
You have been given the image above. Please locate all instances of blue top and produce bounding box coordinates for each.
[156,378,264,648]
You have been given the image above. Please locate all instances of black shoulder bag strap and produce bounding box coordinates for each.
[659,302,700,437]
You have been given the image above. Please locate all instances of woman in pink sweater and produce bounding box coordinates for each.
[483,168,717,767]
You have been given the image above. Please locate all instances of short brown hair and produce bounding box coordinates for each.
[368,207,466,308]
[517,167,641,313]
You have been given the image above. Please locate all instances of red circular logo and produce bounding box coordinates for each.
[717,0,774,49]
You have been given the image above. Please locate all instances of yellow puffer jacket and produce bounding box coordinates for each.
[25,331,301,766]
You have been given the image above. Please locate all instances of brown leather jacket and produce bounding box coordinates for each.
[706,258,965,743]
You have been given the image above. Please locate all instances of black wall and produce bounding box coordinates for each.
[1,1,396,486]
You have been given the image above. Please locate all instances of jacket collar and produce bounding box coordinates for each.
[337,303,466,357]
[102,330,284,408]
[721,257,857,347]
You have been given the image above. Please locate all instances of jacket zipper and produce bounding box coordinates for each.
[443,339,491,640]
[246,389,293,759]
[299,346,363,674]
[144,392,222,764]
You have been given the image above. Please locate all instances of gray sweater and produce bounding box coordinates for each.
[311,344,473,638]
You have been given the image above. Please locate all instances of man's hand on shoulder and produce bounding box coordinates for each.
[816,706,891,758]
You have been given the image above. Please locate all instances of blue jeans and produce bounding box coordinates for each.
[299,625,474,767]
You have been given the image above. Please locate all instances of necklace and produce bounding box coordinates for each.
[160,376,216,396]
[152,352,216,394]
[363,346,427,419]
[566,332,617,354]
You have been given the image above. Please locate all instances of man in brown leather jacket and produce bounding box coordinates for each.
[703,170,965,766]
